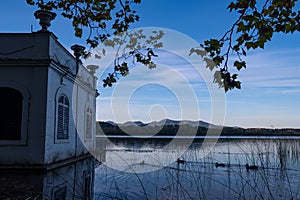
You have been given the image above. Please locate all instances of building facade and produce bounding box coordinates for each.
[0,30,97,168]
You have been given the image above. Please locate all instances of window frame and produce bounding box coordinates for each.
[85,107,93,140]
[56,94,70,140]
[0,82,29,146]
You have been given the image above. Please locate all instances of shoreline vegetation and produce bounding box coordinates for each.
[97,120,300,137]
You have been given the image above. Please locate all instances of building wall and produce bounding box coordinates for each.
[44,65,77,163]
[44,34,96,164]
[0,65,48,165]
[72,66,96,157]
[0,33,50,60]
[0,32,97,166]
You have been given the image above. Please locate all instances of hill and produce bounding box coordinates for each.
[96,119,300,137]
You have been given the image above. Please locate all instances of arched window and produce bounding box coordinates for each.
[0,87,22,140]
[85,108,92,139]
[57,95,69,139]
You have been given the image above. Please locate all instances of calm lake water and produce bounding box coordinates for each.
[94,136,300,200]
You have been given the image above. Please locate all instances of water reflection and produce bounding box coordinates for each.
[2,138,299,199]
[0,157,94,199]
[95,137,300,200]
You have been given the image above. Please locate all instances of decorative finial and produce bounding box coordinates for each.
[71,44,85,73]
[71,44,86,60]
[34,10,56,32]
[87,65,99,75]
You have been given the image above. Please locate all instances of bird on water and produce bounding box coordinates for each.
[245,164,258,170]
[177,158,185,164]
[215,162,226,167]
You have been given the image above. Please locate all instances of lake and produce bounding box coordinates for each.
[94,136,300,200]
[1,136,300,199]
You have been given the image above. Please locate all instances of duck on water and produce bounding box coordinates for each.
[245,164,258,171]
[177,158,185,164]
[215,162,226,168]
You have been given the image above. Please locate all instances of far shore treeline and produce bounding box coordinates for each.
[96,121,300,137]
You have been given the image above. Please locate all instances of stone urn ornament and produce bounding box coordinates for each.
[87,65,99,75]
[34,10,57,32]
[71,44,86,73]
[71,44,86,60]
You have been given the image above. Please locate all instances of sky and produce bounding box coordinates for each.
[0,1,300,128]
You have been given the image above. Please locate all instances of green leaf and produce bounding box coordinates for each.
[74,27,83,38]
[212,56,224,66]
[237,21,246,32]
[234,61,246,70]
[285,24,292,33]
[236,81,241,89]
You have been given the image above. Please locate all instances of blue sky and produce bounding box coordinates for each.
[1,1,300,128]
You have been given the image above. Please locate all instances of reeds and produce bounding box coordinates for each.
[94,138,300,199]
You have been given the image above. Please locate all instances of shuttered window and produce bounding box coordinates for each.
[86,108,92,139]
[57,95,69,139]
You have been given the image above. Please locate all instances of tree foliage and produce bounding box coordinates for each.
[191,0,300,91]
[27,0,300,92]
[27,0,141,48]
[96,29,163,87]
[26,0,164,87]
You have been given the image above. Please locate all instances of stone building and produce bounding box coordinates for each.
[0,11,98,199]
[0,10,100,199]
[0,10,98,170]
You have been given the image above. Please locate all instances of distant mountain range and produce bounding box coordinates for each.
[97,119,300,136]
[105,119,219,128]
